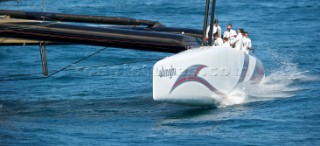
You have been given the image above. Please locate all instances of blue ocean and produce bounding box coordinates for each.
[0,0,319,145]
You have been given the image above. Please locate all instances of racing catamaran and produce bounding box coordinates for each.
[0,0,264,106]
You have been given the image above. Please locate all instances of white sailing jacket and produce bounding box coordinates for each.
[230,33,243,50]
[214,38,223,46]
[206,25,221,39]
[243,37,252,49]
[223,29,237,40]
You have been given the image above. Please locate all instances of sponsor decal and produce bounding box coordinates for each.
[170,64,227,98]
[249,59,264,83]
[238,54,250,83]
[167,54,263,98]
[158,65,176,79]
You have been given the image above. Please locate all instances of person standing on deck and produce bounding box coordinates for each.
[206,19,221,40]
[230,28,244,50]
[242,32,252,54]
[223,23,237,42]
[213,19,221,38]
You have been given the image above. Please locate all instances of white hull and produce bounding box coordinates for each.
[153,46,264,106]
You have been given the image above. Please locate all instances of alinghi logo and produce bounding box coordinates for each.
[158,65,176,79]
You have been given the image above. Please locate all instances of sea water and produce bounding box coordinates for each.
[0,0,319,145]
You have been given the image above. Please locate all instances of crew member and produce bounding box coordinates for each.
[222,37,231,47]
[206,19,221,40]
[230,28,244,50]
[242,32,252,54]
[214,19,221,38]
[213,33,223,46]
[223,23,237,42]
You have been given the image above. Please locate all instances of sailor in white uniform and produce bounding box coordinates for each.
[206,19,221,40]
[214,19,221,38]
[230,28,244,50]
[222,37,231,47]
[242,32,252,54]
[223,23,237,42]
[213,33,223,46]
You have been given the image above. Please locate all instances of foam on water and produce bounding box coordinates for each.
[220,62,315,107]
[221,90,247,106]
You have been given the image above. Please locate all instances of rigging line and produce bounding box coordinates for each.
[0,21,62,31]
[0,55,162,82]
[0,47,108,82]
[1,10,140,32]
[62,58,162,71]
[46,47,108,78]
[0,37,7,43]
[0,12,69,31]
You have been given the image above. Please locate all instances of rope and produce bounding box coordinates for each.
[0,21,61,31]
[0,37,7,43]
[46,47,108,78]
[0,47,108,82]
[0,47,163,82]
[63,58,161,71]
[0,11,69,32]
